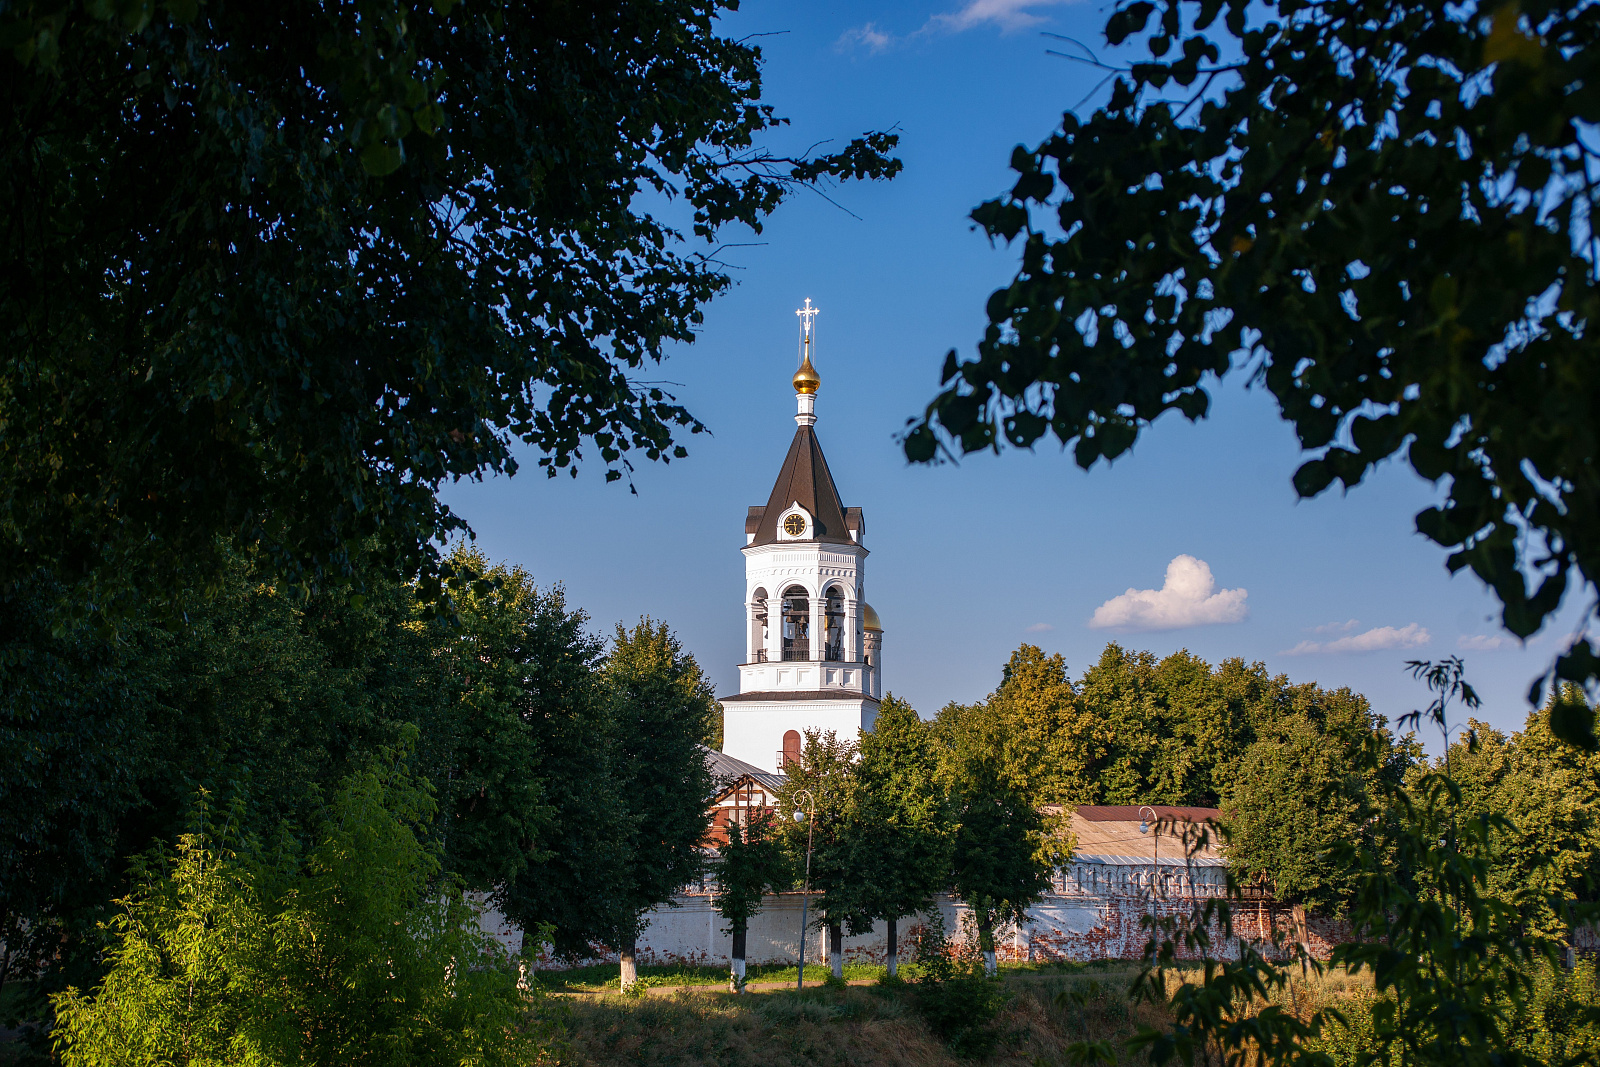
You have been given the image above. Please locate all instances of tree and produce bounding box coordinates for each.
[601,618,717,991]
[774,729,862,980]
[711,812,789,992]
[1223,711,1415,916]
[430,549,636,968]
[843,695,953,977]
[1444,689,1600,941]
[0,0,900,610]
[903,0,1600,737]
[946,754,1053,977]
[51,759,539,1067]
[1121,659,1593,1067]
[0,557,443,1010]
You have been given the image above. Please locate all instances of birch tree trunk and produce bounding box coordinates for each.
[886,917,898,978]
[730,924,747,992]
[829,922,843,979]
[620,933,638,993]
[976,909,996,977]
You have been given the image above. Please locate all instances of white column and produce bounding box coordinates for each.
[810,597,826,661]
[845,601,858,662]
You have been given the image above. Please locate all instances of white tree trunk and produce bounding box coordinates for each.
[983,949,997,977]
[731,924,747,992]
[620,936,638,993]
[829,922,843,979]
[886,917,898,978]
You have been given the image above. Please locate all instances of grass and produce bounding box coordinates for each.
[529,956,1143,994]
[552,966,1172,1065]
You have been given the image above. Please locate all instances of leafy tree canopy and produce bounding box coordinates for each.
[600,617,718,950]
[842,695,954,929]
[904,0,1600,733]
[937,642,1379,808]
[1445,686,1600,940]
[0,0,900,613]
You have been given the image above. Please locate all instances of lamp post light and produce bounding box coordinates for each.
[792,789,817,990]
[1138,805,1160,952]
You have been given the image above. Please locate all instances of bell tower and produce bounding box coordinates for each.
[719,301,883,773]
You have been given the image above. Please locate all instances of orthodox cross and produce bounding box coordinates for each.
[796,298,819,360]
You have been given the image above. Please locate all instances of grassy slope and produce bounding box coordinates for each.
[554,968,1166,1067]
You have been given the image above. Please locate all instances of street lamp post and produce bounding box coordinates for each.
[1139,805,1160,951]
[792,789,817,990]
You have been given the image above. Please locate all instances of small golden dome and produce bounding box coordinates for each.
[862,602,881,632]
[792,355,821,395]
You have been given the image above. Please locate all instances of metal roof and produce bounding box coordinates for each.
[1072,853,1227,868]
[701,746,786,792]
[746,425,856,548]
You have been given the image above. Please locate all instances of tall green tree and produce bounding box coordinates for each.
[1,0,899,610]
[774,729,862,979]
[843,695,953,977]
[1445,689,1600,941]
[601,618,717,991]
[904,0,1600,736]
[711,812,789,992]
[1223,712,1415,916]
[434,548,627,962]
[946,754,1053,977]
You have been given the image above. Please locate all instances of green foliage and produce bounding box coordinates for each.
[440,549,627,961]
[0,560,440,999]
[911,909,1013,1058]
[713,812,790,939]
[775,729,869,935]
[946,752,1053,963]
[1223,713,1415,916]
[1441,686,1600,941]
[936,643,1383,812]
[843,695,954,932]
[51,763,543,1066]
[1120,659,1600,1067]
[602,617,718,950]
[0,0,900,611]
[907,0,1600,728]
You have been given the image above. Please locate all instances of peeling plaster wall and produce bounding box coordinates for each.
[518,883,1347,970]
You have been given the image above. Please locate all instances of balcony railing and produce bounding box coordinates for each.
[744,648,871,665]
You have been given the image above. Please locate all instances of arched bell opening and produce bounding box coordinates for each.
[823,584,847,661]
[781,585,811,661]
[748,587,769,662]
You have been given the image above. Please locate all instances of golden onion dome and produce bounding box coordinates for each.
[792,355,821,395]
[862,602,881,632]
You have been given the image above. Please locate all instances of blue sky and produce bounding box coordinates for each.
[440,0,1587,747]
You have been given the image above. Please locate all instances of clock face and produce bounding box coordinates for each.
[783,514,806,537]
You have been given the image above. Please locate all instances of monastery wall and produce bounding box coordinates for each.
[498,879,1346,970]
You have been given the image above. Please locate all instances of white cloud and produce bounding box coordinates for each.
[931,0,1078,32]
[1309,619,1359,636]
[1283,623,1432,656]
[837,0,1079,53]
[1088,555,1248,632]
[1025,622,1055,633]
[835,22,895,54]
[1459,633,1516,651]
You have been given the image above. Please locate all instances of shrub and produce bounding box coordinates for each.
[910,910,1012,1058]
[51,765,546,1067]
